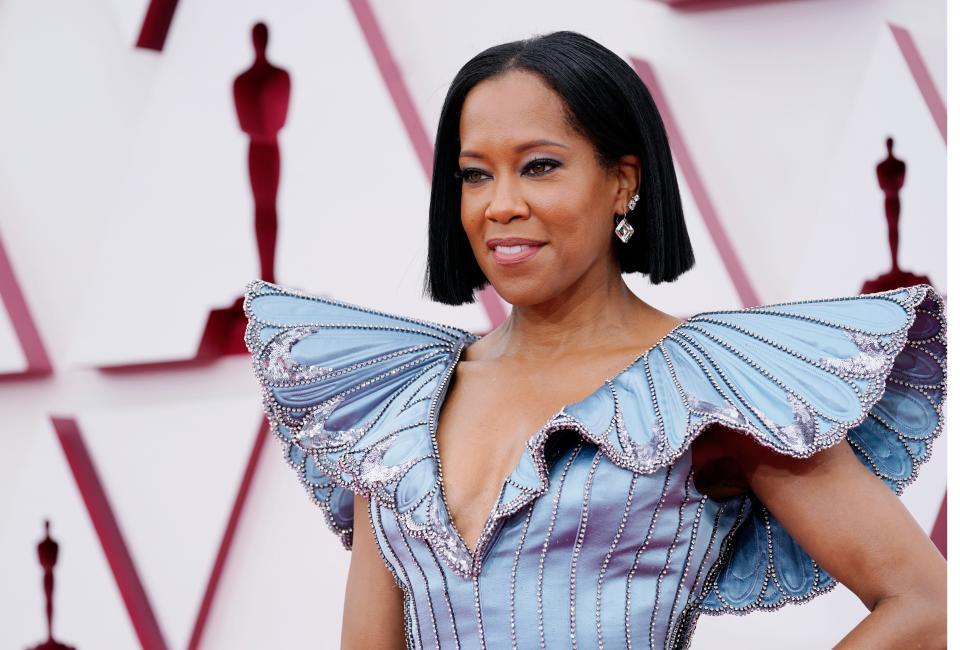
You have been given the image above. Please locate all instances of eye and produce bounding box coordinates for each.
[525,158,561,176]
[457,167,487,185]
[456,158,562,185]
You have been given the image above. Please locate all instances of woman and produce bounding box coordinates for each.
[243,31,946,649]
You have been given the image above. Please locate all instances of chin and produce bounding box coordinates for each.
[486,277,554,308]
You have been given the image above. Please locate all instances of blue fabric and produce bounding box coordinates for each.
[243,280,946,649]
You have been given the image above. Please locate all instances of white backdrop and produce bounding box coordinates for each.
[0,0,947,648]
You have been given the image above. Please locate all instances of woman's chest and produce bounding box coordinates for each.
[432,357,652,555]
[377,434,727,585]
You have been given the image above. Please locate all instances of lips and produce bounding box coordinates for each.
[486,238,546,265]
[486,237,547,249]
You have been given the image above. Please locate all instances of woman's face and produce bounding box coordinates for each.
[458,69,638,307]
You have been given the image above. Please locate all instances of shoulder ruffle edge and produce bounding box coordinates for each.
[493,284,945,517]
[241,279,475,551]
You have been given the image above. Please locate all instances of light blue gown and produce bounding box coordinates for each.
[242,280,946,649]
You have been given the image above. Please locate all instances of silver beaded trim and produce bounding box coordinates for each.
[663,472,709,648]
[536,443,585,648]
[667,501,727,649]
[370,501,423,648]
[624,464,675,649]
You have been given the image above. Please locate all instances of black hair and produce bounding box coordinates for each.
[424,30,695,305]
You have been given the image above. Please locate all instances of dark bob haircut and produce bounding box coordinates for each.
[424,30,695,305]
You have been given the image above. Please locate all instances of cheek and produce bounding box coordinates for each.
[544,176,613,244]
[552,209,611,260]
[459,210,488,258]
[460,209,481,240]
[460,192,484,226]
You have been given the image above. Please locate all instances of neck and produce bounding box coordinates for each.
[487,256,660,363]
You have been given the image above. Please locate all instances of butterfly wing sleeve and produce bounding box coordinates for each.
[673,283,947,615]
[242,279,473,549]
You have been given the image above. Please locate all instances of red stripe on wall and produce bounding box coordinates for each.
[889,23,947,144]
[136,0,180,51]
[187,418,270,650]
[0,230,52,377]
[629,57,760,308]
[348,0,507,326]
[348,0,434,178]
[53,417,168,650]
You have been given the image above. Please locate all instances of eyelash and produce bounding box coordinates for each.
[456,158,561,185]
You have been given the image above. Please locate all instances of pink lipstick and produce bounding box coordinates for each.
[486,237,546,265]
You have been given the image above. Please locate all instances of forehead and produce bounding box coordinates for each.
[459,70,574,149]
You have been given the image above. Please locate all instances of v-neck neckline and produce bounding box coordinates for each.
[428,316,691,564]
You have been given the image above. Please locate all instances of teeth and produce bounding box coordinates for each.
[495,244,531,254]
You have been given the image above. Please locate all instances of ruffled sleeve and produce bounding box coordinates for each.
[493,283,944,610]
[241,279,475,549]
[681,283,947,614]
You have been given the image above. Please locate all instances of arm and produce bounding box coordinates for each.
[709,425,946,649]
[341,492,407,650]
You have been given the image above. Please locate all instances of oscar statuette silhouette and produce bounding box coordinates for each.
[233,21,291,286]
[200,21,291,357]
[26,520,75,650]
[861,137,931,293]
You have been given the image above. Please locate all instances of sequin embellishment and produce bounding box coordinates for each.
[399,488,473,577]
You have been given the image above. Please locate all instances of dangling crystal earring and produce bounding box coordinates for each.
[614,192,640,243]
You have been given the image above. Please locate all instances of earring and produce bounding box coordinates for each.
[614,193,640,243]
[614,214,634,243]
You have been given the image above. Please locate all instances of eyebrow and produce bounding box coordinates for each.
[459,138,570,159]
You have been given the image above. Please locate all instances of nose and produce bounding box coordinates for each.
[484,179,529,224]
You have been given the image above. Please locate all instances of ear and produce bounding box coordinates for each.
[613,154,641,214]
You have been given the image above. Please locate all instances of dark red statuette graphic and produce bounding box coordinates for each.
[101,22,292,371]
[26,520,76,650]
[861,137,931,293]
[200,21,292,359]
[198,21,293,358]
[233,22,291,288]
